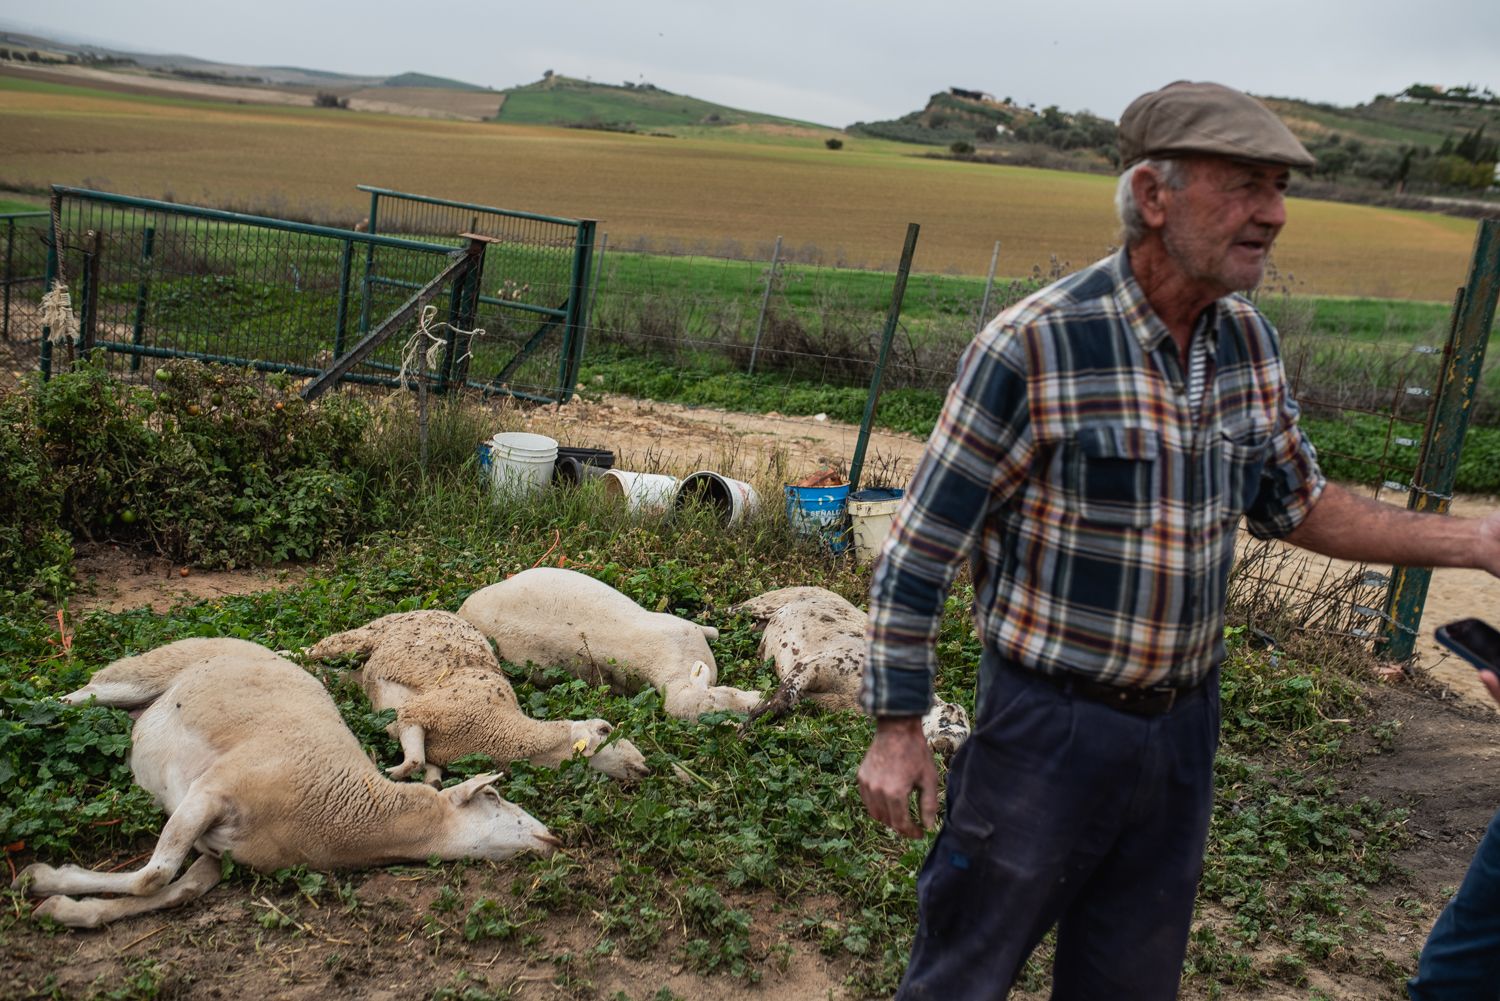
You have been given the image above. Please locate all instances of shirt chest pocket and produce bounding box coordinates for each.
[1219,419,1272,520]
[1065,426,1161,528]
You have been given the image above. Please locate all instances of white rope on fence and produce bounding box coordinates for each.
[396,304,486,389]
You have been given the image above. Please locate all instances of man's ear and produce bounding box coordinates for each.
[1132,163,1174,230]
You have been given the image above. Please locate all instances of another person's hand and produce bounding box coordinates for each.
[1479,669,1500,709]
[857,716,939,838]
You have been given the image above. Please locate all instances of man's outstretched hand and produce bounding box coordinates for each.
[858,716,939,838]
[1480,669,1500,708]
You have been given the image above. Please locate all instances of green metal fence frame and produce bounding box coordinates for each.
[357,185,596,403]
[39,186,582,403]
[1379,217,1500,659]
[2,211,48,344]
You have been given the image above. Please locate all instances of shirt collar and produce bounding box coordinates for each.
[1110,249,1222,361]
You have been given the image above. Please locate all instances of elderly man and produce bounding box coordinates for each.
[857,80,1500,999]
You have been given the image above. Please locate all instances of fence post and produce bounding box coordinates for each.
[1378,217,1500,660]
[1,217,14,343]
[77,230,101,363]
[580,231,608,365]
[333,238,353,359]
[558,219,597,401]
[358,189,379,334]
[130,226,155,371]
[748,236,782,375]
[445,235,488,390]
[849,223,921,494]
[978,239,1001,334]
[40,193,58,379]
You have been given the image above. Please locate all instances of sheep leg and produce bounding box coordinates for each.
[386,722,428,781]
[17,786,225,899]
[422,763,444,788]
[746,663,814,722]
[31,855,223,930]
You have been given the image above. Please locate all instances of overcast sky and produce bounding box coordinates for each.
[3,0,1497,127]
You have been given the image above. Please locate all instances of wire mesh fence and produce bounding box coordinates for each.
[0,212,51,390]
[37,186,595,403]
[359,187,594,401]
[578,229,1497,655]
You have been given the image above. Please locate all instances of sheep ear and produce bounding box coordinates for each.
[690,661,711,689]
[569,720,610,756]
[445,772,503,805]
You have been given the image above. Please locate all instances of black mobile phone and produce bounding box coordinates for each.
[1434,618,1500,674]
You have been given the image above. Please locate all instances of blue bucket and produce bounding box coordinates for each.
[785,482,850,553]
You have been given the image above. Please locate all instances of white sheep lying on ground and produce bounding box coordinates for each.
[307,610,650,785]
[730,586,972,757]
[13,638,557,929]
[458,567,762,720]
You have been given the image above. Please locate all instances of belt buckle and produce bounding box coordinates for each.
[1142,685,1177,714]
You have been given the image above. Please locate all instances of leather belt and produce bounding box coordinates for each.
[1038,671,1201,717]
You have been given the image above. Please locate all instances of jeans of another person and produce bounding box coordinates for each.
[895,651,1220,1001]
[1409,808,1500,1001]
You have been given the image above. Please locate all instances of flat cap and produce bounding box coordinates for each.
[1118,81,1315,169]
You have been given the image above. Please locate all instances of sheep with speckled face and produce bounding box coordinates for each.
[458,567,762,720]
[731,586,971,757]
[307,610,649,785]
[14,638,557,929]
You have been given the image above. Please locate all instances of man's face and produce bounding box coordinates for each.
[1159,157,1290,296]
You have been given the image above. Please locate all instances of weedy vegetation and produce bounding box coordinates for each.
[0,363,1439,997]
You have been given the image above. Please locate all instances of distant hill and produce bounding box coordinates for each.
[491,73,828,132]
[849,84,1499,205]
[849,88,1119,173]
[382,71,489,92]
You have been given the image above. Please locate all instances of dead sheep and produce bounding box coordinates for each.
[306,610,649,785]
[730,586,971,756]
[458,567,762,720]
[14,638,557,929]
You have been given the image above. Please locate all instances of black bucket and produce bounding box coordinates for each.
[552,446,616,485]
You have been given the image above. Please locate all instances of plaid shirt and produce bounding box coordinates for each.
[862,250,1326,717]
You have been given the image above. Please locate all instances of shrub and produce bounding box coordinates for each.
[949,141,975,155]
[1,358,379,591]
[824,138,844,150]
[0,387,74,601]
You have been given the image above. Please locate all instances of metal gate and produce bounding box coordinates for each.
[358,186,597,403]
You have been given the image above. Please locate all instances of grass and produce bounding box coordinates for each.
[0,74,1483,300]
[0,385,1428,996]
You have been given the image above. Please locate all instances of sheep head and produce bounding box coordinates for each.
[441,773,559,860]
[562,719,648,781]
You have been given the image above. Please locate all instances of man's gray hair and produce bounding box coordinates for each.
[1115,158,1190,245]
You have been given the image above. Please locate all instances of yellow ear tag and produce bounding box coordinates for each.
[573,738,588,755]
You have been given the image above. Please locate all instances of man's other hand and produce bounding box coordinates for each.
[858,715,939,838]
[1480,669,1500,709]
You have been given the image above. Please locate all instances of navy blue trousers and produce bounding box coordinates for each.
[1409,808,1500,1000]
[897,651,1220,1000]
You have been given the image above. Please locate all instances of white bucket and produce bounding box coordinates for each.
[847,487,904,564]
[675,470,761,526]
[602,469,681,514]
[486,431,558,497]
